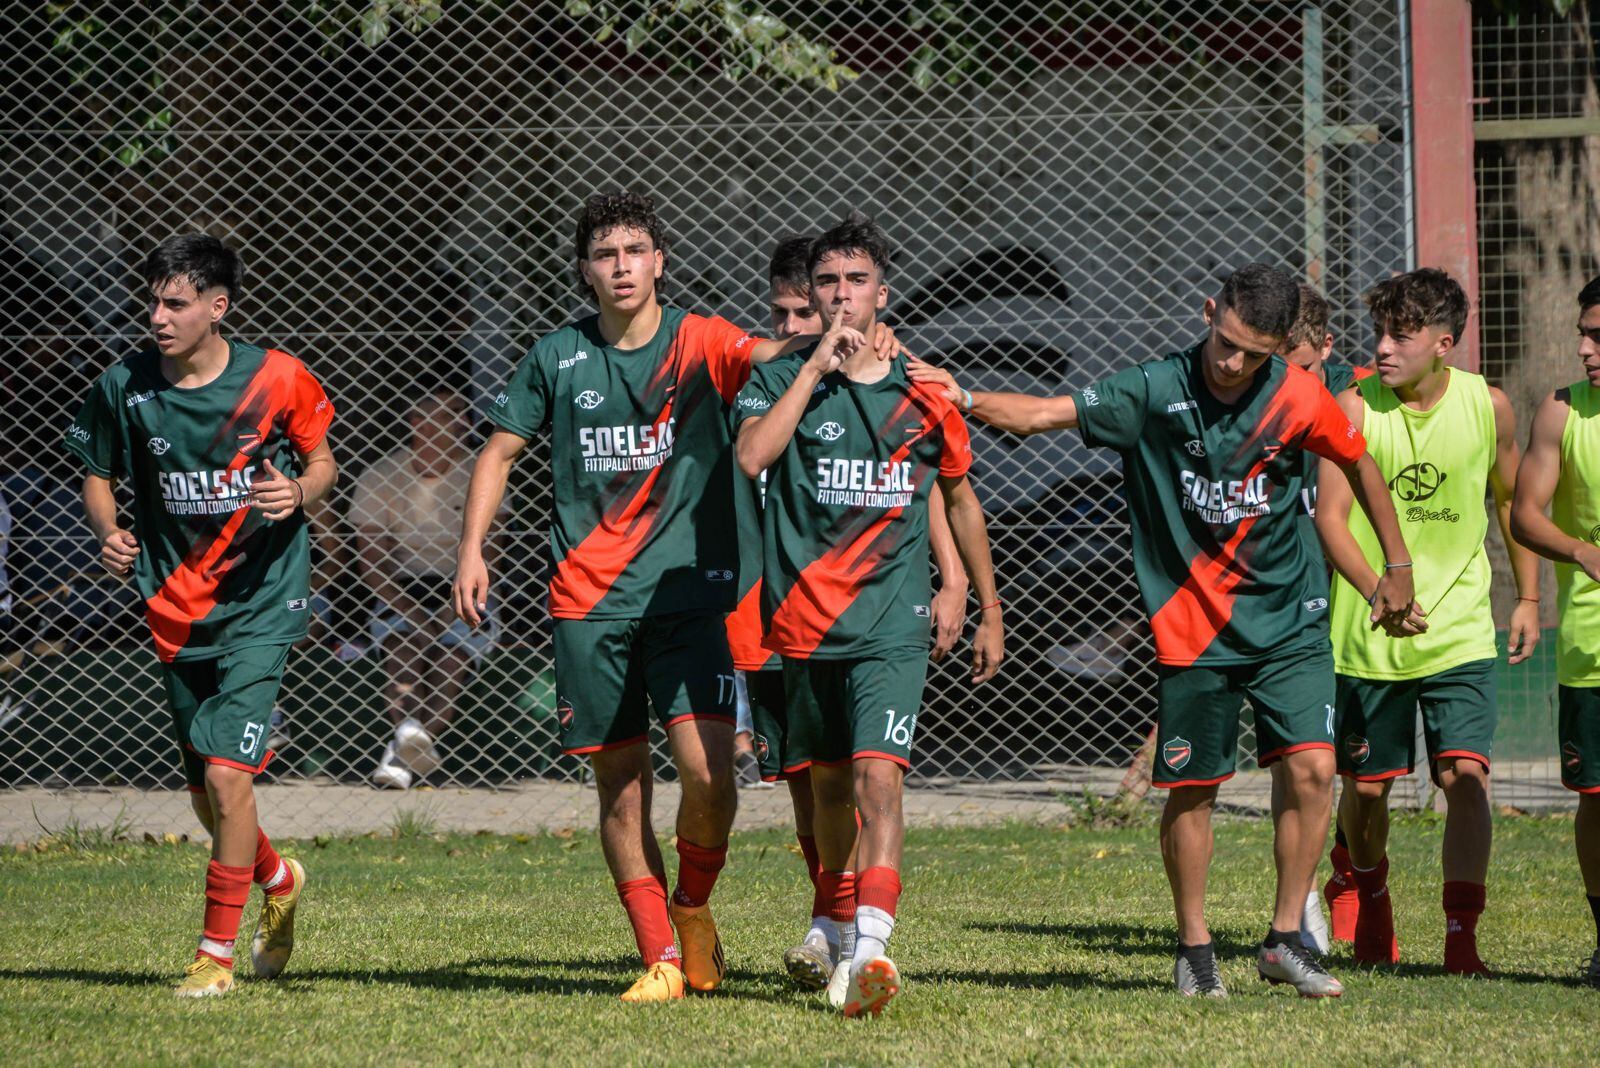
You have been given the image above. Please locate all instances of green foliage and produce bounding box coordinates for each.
[388,802,441,839]
[564,1,857,90]
[28,802,134,852]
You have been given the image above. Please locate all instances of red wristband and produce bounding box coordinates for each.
[978,599,1002,612]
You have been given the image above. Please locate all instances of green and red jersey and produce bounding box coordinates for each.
[1295,359,1369,555]
[735,352,972,659]
[489,306,759,620]
[1075,343,1366,667]
[62,340,334,663]
[726,464,780,671]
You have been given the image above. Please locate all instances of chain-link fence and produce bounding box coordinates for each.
[0,1,1464,839]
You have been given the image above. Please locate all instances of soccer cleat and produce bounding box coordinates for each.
[619,960,685,1003]
[371,740,413,790]
[825,952,852,1008]
[1353,892,1400,965]
[175,956,234,998]
[394,717,441,776]
[670,902,726,992]
[1300,889,1330,956]
[1257,941,1343,998]
[842,957,900,1018]
[1586,947,1600,990]
[783,935,834,990]
[251,858,305,979]
[1173,948,1228,998]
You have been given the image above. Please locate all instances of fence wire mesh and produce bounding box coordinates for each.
[0,0,1455,838]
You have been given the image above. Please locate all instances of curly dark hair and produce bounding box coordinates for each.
[572,190,669,291]
[1579,275,1600,313]
[143,233,242,300]
[807,210,892,280]
[768,234,813,296]
[1362,267,1469,344]
[1285,283,1331,352]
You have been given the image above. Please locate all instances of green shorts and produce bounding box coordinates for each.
[1153,646,1336,788]
[1335,659,1496,785]
[552,610,736,755]
[160,643,291,792]
[783,652,928,771]
[1559,685,1600,794]
[739,667,790,782]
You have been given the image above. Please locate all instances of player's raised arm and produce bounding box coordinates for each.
[454,429,527,627]
[736,317,862,477]
[906,358,1078,435]
[938,473,1004,682]
[1513,389,1600,581]
[1487,386,1542,664]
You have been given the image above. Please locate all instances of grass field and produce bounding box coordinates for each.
[1,812,1595,1066]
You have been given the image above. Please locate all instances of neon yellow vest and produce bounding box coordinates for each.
[1554,380,1600,686]
[1331,369,1498,680]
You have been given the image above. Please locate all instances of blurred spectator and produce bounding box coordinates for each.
[350,378,504,788]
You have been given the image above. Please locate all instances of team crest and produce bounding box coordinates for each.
[1345,735,1371,764]
[556,696,575,730]
[817,421,845,441]
[147,437,172,456]
[236,429,262,455]
[1162,737,1192,771]
[754,734,770,763]
[1564,740,1582,769]
[574,390,605,410]
[1184,439,1206,457]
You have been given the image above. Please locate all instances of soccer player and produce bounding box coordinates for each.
[1316,268,1539,974]
[455,193,868,1002]
[1510,274,1600,989]
[63,234,335,996]
[910,263,1416,998]
[735,212,1004,1017]
[735,236,970,995]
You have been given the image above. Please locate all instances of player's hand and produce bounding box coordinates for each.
[807,315,864,376]
[250,458,303,522]
[1506,597,1541,665]
[1576,543,1600,584]
[99,528,139,578]
[970,605,1004,683]
[929,582,967,662]
[905,358,963,406]
[1368,566,1415,631]
[871,322,908,363]
[1377,598,1428,638]
[453,552,491,628]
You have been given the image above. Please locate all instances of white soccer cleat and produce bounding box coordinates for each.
[1300,888,1330,956]
[825,953,852,1009]
[372,740,414,790]
[395,717,442,776]
[842,956,900,1018]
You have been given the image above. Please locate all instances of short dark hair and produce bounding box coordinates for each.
[1216,263,1300,341]
[807,211,892,280]
[1579,275,1600,313]
[573,190,669,287]
[1362,267,1469,343]
[142,234,242,300]
[1285,283,1331,351]
[769,234,813,296]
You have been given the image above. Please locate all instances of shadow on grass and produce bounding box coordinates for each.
[0,967,167,988]
[963,920,1259,958]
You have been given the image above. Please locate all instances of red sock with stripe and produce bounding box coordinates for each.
[1323,843,1359,942]
[852,866,902,968]
[814,869,856,926]
[617,875,679,967]
[198,861,253,966]
[796,833,821,890]
[253,830,293,897]
[671,837,728,908]
[1443,880,1489,975]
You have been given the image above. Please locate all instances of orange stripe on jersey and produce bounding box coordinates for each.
[1147,380,1310,667]
[725,580,771,671]
[146,350,309,662]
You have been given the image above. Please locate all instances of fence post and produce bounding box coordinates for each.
[1409,0,1481,371]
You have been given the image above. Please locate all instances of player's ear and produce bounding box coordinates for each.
[1436,329,1456,358]
[1322,332,1335,360]
[652,247,664,280]
[875,283,888,311]
[1202,296,1217,326]
[211,291,229,326]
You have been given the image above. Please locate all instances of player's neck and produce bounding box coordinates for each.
[1394,363,1450,410]
[160,331,230,389]
[841,318,890,383]
[597,298,662,351]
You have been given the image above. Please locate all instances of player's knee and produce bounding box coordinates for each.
[680,760,735,806]
[1440,757,1490,796]
[201,764,253,819]
[1350,777,1391,805]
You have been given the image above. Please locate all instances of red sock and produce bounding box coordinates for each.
[198,861,253,966]
[671,837,728,908]
[617,875,678,967]
[1351,857,1399,964]
[1443,880,1489,974]
[253,830,293,897]
[796,833,821,890]
[815,869,857,925]
[1324,843,1360,943]
[856,866,903,917]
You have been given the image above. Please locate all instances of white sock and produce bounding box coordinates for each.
[261,859,289,891]
[852,906,894,969]
[197,937,234,963]
[807,915,837,952]
[836,920,856,965]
